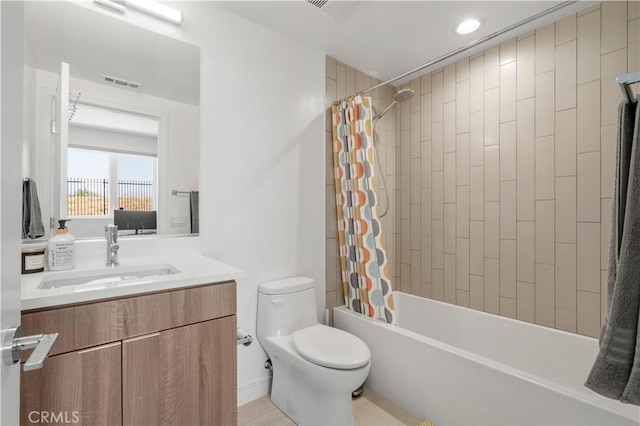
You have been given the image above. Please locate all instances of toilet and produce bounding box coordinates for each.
[257,276,371,425]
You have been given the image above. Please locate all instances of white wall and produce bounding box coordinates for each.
[27,68,198,237]
[70,1,326,405]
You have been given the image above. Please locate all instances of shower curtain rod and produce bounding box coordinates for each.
[617,71,640,104]
[334,0,578,105]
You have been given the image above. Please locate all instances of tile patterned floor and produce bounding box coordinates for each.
[238,387,422,426]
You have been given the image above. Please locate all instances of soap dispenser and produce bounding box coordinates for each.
[47,219,75,271]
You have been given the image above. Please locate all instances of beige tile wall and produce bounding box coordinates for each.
[393,1,640,338]
[325,58,397,324]
[325,1,639,337]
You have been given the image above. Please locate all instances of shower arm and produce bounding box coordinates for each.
[333,0,578,106]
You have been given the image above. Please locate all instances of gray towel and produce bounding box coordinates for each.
[22,178,45,240]
[585,98,640,406]
[190,191,199,234]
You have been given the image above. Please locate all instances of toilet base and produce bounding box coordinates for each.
[269,354,369,426]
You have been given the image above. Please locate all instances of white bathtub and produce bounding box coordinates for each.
[334,292,640,426]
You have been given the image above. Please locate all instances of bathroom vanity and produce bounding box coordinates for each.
[18,237,243,426]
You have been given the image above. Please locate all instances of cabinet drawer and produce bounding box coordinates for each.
[22,281,236,356]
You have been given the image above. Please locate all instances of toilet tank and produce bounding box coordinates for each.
[257,277,318,339]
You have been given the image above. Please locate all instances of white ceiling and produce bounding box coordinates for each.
[217,0,598,85]
[24,1,200,106]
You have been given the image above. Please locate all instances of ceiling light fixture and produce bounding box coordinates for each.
[125,0,183,25]
[456,19,481,35]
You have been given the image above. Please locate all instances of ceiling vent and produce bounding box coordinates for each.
[304,0,364,20]
[101,74,141,90]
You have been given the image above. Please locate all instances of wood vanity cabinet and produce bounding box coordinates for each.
[20,281,237,426]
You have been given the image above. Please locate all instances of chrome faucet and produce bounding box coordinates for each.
[105,224,119,267]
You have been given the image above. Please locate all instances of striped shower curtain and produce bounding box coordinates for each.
[331,95,395,324]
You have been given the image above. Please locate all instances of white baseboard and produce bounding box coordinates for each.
[237,376,271,406]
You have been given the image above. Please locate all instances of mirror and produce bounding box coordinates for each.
[22,1,200,239]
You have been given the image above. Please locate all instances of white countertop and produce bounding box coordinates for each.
[21,237,244,311]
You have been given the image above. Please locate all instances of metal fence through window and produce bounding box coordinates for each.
[67,178,152,215]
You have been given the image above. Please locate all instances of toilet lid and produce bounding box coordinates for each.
[292,324,370,370]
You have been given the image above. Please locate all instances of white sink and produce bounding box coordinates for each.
[38,264,181,290]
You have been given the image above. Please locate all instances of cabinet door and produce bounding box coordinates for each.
[123,315,237,425]
[20,342,122,426]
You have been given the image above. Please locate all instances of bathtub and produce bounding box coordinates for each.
[334,292,640,426]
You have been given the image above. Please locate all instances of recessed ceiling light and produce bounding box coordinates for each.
[456,19,481,35]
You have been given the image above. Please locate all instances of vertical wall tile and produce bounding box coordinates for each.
[484,87,500,145]
[500,181,517,239]
[432,121,444,171]
[421,73,432,94]
[485,145,500,201]
[336,63,346,98]
[411,78,421,112]
[577,291,601,338]
[500,239,517,298]
[556,242,577,310]
[535,23,555,74]
[432,170,444,220]
[500,61,517,122]
[470,111,484,166]
[601,1,627,54]
[401,175,410,219]
[456,133,470,186]
[517,98,535,161]
[601,125,616,199]
[535,136,555,200]
[432,72,444,122]
[556,308,577,333]
[500,39,517,64]
[555,177,577,243]
[535,71,555,136]
[500,297,517,319]
[411,204,421,250]
[470,56,484,112]
[444,254,456,303]
[411,112,421,158]
[555,109,577,176]
[577,8,601,84]
[517,35,535,100]
[421,141,432,189]
[517,222,535,283]
[326,56,337,80]
[577,223,600,293]
[535,263,556,327]
[457,290,470,308]
[444,203,457,255]
[555,40,577,110]
[457,186,470,238]
[444,152,456,203]
[536,200,555,265]
[401,219,410,264]
[401,263,410,293]
[629,18,640,73]
[556,14,577,45]
[470,166,484,220]
[500,121,517,181]
[411,158,421,204]
[517,282,535,323]
[484,258,500,314]
[401,130,411,175]
[456,238,470,291]
[577,81,601,153]
[456,80,470,133]
[484,45,500,89]
[432,220,444,269]
[577,152,601,222]
[485,202,500,258]
[432,268,444,301]
[470,275,484,310]
[517,159,535,221]
[421,93,432,141]
[421,235,432,284]
[630,0,640,20]
[421,188,432,235]
[444,64,456,103]
[444,102,456,153]
[470,221,484,275]
[411,250,421,295]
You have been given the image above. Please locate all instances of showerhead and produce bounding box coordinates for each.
[394,88,415,103]
[374,88,416,121]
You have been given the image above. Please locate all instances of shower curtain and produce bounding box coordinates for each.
[585,97,640,406]
[331,95,395,324]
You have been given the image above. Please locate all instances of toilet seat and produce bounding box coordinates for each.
[292,324,370,370]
